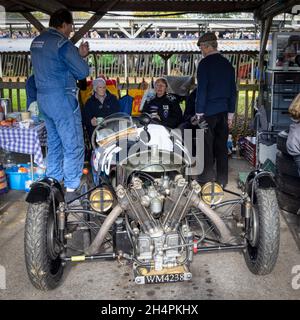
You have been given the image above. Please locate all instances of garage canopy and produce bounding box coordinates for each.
[0,1,299,18]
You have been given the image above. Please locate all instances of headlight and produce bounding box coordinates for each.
[201,182,224,205]
[89,187,114,213]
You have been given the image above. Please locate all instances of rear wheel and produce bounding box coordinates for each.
[244,188,280,275]
[24,201,64,290]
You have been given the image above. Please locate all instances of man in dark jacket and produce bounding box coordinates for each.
[143,77,183,129]
[82,78,120,141]
[195,32,236,186]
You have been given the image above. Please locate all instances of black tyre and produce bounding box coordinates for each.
[24,201,64,290]
[275,173,300,198]
[276,190,300,215]
[276,151,299,178]
[244,188,280,275]
[277,130,289,155]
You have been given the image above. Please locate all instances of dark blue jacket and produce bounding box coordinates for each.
[184,88,197,121]
[196,53,236,116]
[143,93,183,129]
[82,91,120,140]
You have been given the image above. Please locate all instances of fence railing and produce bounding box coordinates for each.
[0,53,30,77]
[0,77,26,112]
[1,52,259,81]
[0,77,259,136]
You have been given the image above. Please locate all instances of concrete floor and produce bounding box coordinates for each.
[0,158,299,300]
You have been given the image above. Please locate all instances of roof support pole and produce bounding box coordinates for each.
[116,23,132,39]
[124,54,128,80]
[21,12,46,33]
[130,21,134,38]
[257,16,272,107]
[26,53,30,78]
[93,53,98,78]
[135,24,153,38]
[133,24,152,39]
[70,0,120,44]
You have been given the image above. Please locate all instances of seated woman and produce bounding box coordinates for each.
[82,78,120,141]
[286,94,300,176]
[142,77,183,129]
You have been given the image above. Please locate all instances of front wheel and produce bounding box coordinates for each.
[244,188,280,275]
[24,201,64,290]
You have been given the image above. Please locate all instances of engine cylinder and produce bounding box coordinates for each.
[150,198,162,215]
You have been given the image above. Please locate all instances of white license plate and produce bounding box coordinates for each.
[144,273,185,284]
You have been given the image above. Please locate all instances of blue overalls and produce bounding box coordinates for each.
[30,28,89,189]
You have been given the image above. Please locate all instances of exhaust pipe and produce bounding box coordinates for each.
[191,195,236,244]
[85,204,123,256]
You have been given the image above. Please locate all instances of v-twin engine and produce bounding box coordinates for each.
[118,175,201,271]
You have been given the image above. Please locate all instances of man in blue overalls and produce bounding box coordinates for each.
[30,9,89,203]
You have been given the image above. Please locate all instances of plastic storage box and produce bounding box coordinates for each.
[5,164,45,191]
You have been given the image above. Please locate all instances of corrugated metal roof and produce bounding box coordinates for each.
[0,38,267,53]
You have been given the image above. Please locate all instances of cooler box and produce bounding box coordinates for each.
[5,164,45,191]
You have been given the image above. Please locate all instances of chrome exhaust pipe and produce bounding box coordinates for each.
[85,204,123,256]
[191,194,236,244]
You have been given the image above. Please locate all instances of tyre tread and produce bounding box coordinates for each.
[245,188,280,275]
[24,202,63,290]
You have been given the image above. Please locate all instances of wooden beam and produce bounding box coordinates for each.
[255,0,300,20]
[21,12,46,32]
[70,0,120,44]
